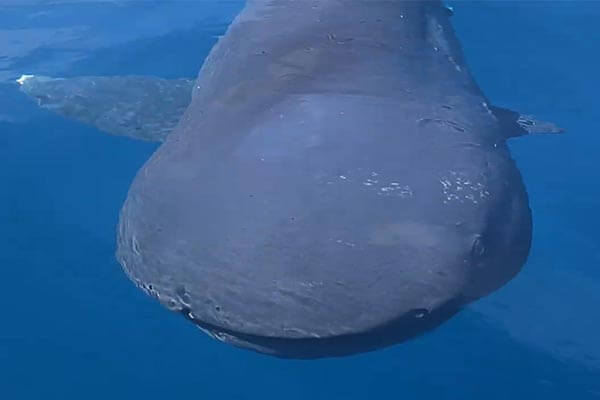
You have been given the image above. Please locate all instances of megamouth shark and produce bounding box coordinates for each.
[18,0,563,358]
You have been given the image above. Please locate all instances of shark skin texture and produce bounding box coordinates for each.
[15,0,564,359]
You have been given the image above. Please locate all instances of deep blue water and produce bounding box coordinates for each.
[1,1,599,398]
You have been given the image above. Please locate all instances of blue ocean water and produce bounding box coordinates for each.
[0,1,598,398]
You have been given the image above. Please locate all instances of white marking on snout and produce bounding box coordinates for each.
[16,74,34,85]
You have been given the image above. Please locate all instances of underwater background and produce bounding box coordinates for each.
[0,1,598,398]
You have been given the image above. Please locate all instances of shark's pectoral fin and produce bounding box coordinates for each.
[490,105,565,139]
[17,74,194,142]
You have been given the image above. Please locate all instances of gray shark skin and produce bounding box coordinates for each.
[15,75,560,141]
[115,0,560,359]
